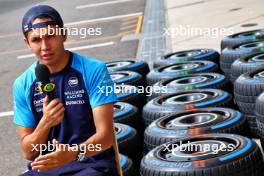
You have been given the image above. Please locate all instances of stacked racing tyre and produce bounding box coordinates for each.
[110,71,144,87]
[221,29,264,50]
[149,73,230,100]
[113,102,144,146]
[106,59,150,78]
[220,41,264,79]
[113,102,140,130]
[154,49,220,68]
[234,68,264,137]
[115,123,141,172]
[120,154,137,176]
[146,60,218,85]
[144,108,247,152]
[255,93,264,146]
[140,134,264,176]
[115,84,146,111]
[231,52,264,83]
[142,89,233,126]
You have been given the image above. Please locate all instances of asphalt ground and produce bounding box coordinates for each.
[0,0,146,175]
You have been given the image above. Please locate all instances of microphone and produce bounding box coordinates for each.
[35,64,56,102]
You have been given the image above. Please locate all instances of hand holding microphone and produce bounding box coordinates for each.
[35,64,65,128]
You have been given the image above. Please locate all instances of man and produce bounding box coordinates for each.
[13,5,119,176]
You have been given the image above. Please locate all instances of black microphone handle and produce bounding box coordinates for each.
[47,91,55,103]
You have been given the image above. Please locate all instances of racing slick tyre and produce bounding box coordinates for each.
[154,49,220,68]
[115,123,141,163]
[255,93,264,145]
[120,155,137,176]
[231,52,264,83]
[140,134,264,176]
[149,73,230,100]
[113,102,140,130]
[144,108,247,152]
[234,68,264,137]
[142,89,233,126]
[146,60,218,86]
[115,84,146,111]
[105,59,150,78]
[244,114,258,138]
[221,29,264,50]
[113,102,144,141]
[220,41,264,79]
[110,71,144,87]
[257,119,264,147]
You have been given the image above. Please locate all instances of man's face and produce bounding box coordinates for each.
[25,18,67,66]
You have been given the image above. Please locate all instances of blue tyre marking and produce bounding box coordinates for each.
[195,91,229,107]
[114,104,133,119]
[115,72,140,84]
[127,60,145,69]
[120,155,127,169]
[195,62,215,72]
[196,75,225,88]
[116,125,132,140]
[194,50,215,59]
[211,112,241,130]
[219,138,252,161]
[235,36,254,41]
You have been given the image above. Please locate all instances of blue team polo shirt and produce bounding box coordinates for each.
[13,52,119,175]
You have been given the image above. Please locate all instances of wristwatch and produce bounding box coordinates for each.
[76,145,86,162]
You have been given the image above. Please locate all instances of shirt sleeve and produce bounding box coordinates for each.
[88,63,118,109]
[13,79,37,128]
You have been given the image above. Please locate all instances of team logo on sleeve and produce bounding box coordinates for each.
[68,77,78,87]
